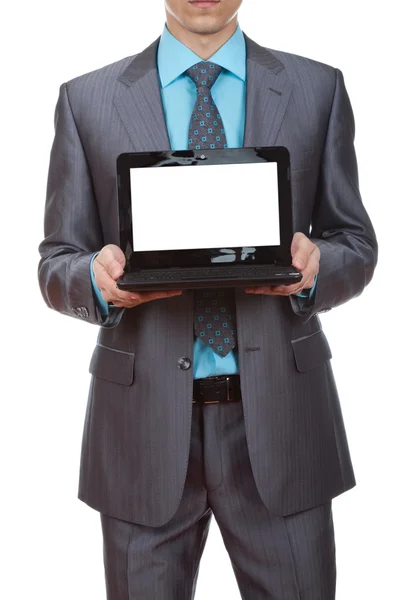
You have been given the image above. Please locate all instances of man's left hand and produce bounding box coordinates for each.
[245,232,320,296]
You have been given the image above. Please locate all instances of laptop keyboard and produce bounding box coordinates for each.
[126,265,297,282]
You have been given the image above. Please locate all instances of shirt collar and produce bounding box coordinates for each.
[157,23,246,89]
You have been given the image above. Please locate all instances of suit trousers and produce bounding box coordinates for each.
[100,400,336,599]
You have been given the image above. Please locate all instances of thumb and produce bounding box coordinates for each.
[102,245,126,280]
[291,232,307,270]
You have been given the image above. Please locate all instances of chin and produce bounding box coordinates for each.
[189,25,224,35]
[185,18,226,35]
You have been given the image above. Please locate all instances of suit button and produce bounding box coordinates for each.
[178,357,191,370]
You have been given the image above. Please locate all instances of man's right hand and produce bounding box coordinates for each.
[93,244,183,308]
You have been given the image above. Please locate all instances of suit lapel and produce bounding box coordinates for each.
[114,38,171,152]
[243,33,293,147]
[114,33,293,153]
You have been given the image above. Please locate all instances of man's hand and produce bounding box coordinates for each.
[245,232,320,296]
[93,244,182,308]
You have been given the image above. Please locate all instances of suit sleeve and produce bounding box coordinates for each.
[38,83,124,328]
[290,68,378,318]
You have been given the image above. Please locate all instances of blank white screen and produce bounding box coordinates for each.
[130,162,280,251]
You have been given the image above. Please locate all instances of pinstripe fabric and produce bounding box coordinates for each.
[38,33,378,527]
[101,403,335,599]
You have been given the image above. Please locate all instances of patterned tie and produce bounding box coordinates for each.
[185,61,237,357]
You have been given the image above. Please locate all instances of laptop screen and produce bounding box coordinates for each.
[129,162,280,252]
[117,147,293,269]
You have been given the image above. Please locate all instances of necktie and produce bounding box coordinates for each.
[185,61,237,357]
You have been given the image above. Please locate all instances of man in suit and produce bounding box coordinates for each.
[38,0,377,598]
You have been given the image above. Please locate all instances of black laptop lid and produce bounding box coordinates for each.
[117,147,293,271]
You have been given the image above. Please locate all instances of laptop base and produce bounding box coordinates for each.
[117,265,302,292]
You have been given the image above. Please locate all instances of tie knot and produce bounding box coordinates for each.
[185,61,223,90]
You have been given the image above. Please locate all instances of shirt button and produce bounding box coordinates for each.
[178,357,192,370]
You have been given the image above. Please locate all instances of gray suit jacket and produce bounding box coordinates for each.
[38,33,378,527]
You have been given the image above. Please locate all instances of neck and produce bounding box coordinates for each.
[165,16,238,60]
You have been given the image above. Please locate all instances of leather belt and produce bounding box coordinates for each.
[193,374,242,404]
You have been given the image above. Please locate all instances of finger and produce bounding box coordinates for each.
[285,274,314,296]
[266,285,295,296]
[295,251,320,291]
[96,245,126,280]
[111,299,137,308]
[276,271,316,296]
[94,263,124,299]
[245,286,274,294]
[101,286,136,305]
[262,282,305,295]
[134,290,183,303]
[163,290,184,297]
[299,273,316,291]
[106,289,183,308]
[97,256,124,281]
[245,284,300,295]
[109,288,146,305]
[102,244,126,268]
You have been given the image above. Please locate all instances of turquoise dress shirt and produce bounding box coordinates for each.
[91,23,315,379]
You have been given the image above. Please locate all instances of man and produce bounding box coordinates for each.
[38,0,377,598]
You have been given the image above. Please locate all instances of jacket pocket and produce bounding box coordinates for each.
[89,344,135,385]
[291,330,332,373]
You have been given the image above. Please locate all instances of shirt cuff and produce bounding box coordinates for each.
[296,275,318,299]
[90,252,110,316]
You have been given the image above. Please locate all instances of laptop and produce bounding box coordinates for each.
[116,146,302,291]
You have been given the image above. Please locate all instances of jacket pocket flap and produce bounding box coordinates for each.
[291,330,332,373]
[89,344,135,386]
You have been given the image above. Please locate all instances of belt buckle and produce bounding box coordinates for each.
[203,375,231,405]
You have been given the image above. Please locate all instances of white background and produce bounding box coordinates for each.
[1,1,399,598]
[131,162,280,250]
